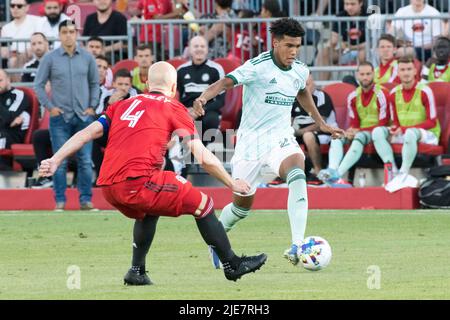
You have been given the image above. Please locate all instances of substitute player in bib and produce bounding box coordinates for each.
[318,62,390,187]
[193,18,344,267]
[372,56,441,192]
[39,62,267,285]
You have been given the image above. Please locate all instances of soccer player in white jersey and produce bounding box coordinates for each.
[193,18,344,267]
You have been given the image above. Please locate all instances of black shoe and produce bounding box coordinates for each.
[223,253,267,282]
[306,174,324,186]
[31,177,53,189]
[123,268,153,286]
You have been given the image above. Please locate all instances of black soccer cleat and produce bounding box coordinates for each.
[223,253,267,282]
[123,268,153,286]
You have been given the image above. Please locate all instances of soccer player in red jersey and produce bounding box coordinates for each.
[38,62,267,285]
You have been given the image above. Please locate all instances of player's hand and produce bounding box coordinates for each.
[108,91,127,104]
[188,107,202,120]
[319,123,345,139]
[389,126,402,136]
[83,107,96,116]
[10,115,23,127]
[38,158,58,177]
[193,98,206,117]
[231,179,251,195]
[50,107,64,117]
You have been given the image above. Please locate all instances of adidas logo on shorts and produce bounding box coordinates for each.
[269,78,277,84]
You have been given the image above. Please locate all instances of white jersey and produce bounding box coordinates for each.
[227,50,309,160]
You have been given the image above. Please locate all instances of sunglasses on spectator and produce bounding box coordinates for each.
[10,4,26,8]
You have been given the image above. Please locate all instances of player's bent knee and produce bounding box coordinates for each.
[372,126,388,141]
[404,128,420,143]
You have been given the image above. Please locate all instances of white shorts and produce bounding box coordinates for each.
[231,135,305,196]
[390,129,439,145]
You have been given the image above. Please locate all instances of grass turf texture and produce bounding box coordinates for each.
[0,210,449,300]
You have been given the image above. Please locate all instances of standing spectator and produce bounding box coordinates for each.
[177,36,225,145]
[374,34,400,85]
[138,0,184,61]
[315,0,367,81]
[1,0,43,79]
[21,32,49,83]
[86,36,113,87]
[422,36,450,83]
[318,62,390,187]
[291,74,337,185]
[39,0,69,48]
[388,0,445,61]
[0,69,31,169]
[131,44,153,92]
[83,0,128,63]
[199,0,237,59]
[34,20,100,211]
[372,56,441,192]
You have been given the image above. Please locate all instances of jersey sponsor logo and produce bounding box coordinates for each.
[269,78,277,84]
[264,92,296,106]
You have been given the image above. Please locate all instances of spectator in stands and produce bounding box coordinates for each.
[388,0,445,61]
[199,0,237,59]
[39,0,69,48]
[138,0,185,61]
[21,32,49,83]
[372,56,441,192]
[291,74,337,185]
[0,69,31,169]
[374,34,401,85]
[422,36,450,83]
[315,0,367,81]
[86,36,113,88]
[177,36,225,144]
[95,54,111,91]
[131,44,153,92]
[83,0,128,62]
[1,0,43,80]
[227,9,260,62]
[34,20,100,211]
[318,62,390,187]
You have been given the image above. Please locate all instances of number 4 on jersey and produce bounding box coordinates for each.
[120,99,145,128]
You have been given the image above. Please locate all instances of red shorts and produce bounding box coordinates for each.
[101,171,213,220]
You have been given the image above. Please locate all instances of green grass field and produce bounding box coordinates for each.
[1,209,449,300]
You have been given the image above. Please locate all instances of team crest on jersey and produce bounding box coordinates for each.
[175,175,188,184]
[294,79,301,90]
[202,73,210,82]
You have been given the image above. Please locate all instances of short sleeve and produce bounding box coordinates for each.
[226,60,257,86]
[171,105,198,140]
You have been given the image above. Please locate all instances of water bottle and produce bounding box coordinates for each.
[358,171,366,188]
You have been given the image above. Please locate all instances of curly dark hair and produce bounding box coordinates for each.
[269,18,305,39]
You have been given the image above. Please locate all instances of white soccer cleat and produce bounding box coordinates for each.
[385,173,418,193]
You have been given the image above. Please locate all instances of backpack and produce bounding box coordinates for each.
[418,165,450,209]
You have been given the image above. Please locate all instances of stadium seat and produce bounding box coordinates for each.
[167,58,188,70]
[322,82,355,129]
[213,57,240,75]
[111,59,138,75]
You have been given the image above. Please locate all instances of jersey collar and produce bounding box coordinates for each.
[270,50,292,71]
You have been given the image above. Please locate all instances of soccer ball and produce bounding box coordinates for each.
[298,236,332,271]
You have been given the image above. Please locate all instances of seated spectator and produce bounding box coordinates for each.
[291,74,337,185]
[138,0,185,61]
[199,0,237,59]
[97,68,139,115]
[39,0,69,48]
[388,0,445,62]
[318,62,390,187]
[227,9,261,63]
[316,0,367,81]
[1,0,44,80]
[0,69,31,169]
[83,0,128,63]
[372,56,441,192]
[131,45,154,92]
[177,36,225,144]
[95,55,111,93]
[422,36,450,83]
[374,34,401,85]
[86,36,113,87]
[21,32,49,83]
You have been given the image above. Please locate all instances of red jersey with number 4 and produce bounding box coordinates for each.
[96,93,197,186]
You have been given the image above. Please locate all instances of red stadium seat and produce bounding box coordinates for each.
[167,58,188,70]
[214,58,243,131]
[322,82,356,130]
[111,59,139,75]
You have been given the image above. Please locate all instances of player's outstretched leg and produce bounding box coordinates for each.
[196,206,267,282]
[124,215,159,286]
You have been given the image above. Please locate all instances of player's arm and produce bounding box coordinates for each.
[193,77,235,117]
[38,121,104,177]
[186,138,250,194]
[296,88,344,138]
